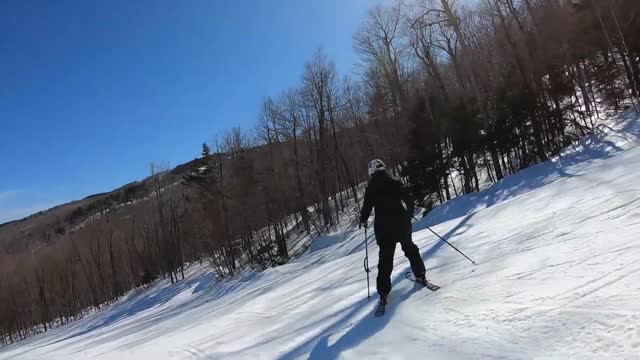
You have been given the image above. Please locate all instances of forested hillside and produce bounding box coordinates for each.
[1,0,638,346]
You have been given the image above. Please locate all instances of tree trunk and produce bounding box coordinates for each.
[292,132,311,235]
[459,155,472,194]
[618,47,639,98]
[489,144,504,181]
[574,63,592,115]
[467,152,480,192]
[483,151,495,183]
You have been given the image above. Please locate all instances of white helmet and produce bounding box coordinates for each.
[368,159,386,176]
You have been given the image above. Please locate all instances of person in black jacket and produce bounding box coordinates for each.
[360,159,427,304]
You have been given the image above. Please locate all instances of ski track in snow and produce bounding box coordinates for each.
[2,111,640,359]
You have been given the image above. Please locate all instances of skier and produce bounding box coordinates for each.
[360,159,429,311]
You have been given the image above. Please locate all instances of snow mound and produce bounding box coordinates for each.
[2,111,640,359]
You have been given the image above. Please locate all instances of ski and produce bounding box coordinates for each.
[405,272,440,291]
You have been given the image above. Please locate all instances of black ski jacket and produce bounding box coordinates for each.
[360,171,414,244]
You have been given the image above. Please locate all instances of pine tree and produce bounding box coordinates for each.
[202,142,211,158]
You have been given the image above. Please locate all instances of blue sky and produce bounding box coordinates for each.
[0,0,384,224]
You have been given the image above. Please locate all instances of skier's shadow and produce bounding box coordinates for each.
[306,280,423,360]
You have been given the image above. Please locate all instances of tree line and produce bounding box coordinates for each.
[1,0,638,346]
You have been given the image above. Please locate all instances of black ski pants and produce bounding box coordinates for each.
[376,227,426,297]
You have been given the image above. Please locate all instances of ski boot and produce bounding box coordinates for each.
[375,294,388,316]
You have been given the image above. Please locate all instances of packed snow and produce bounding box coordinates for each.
[2,111,640,359]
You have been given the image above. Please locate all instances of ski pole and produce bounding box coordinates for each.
[363,225,371,301]
[413,216,477,265]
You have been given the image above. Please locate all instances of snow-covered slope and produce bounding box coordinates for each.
[2,111,640,359]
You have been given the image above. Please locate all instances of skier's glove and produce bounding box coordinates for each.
[359,221,368,229]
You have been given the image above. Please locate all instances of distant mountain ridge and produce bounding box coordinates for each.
[0,157,204,253]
